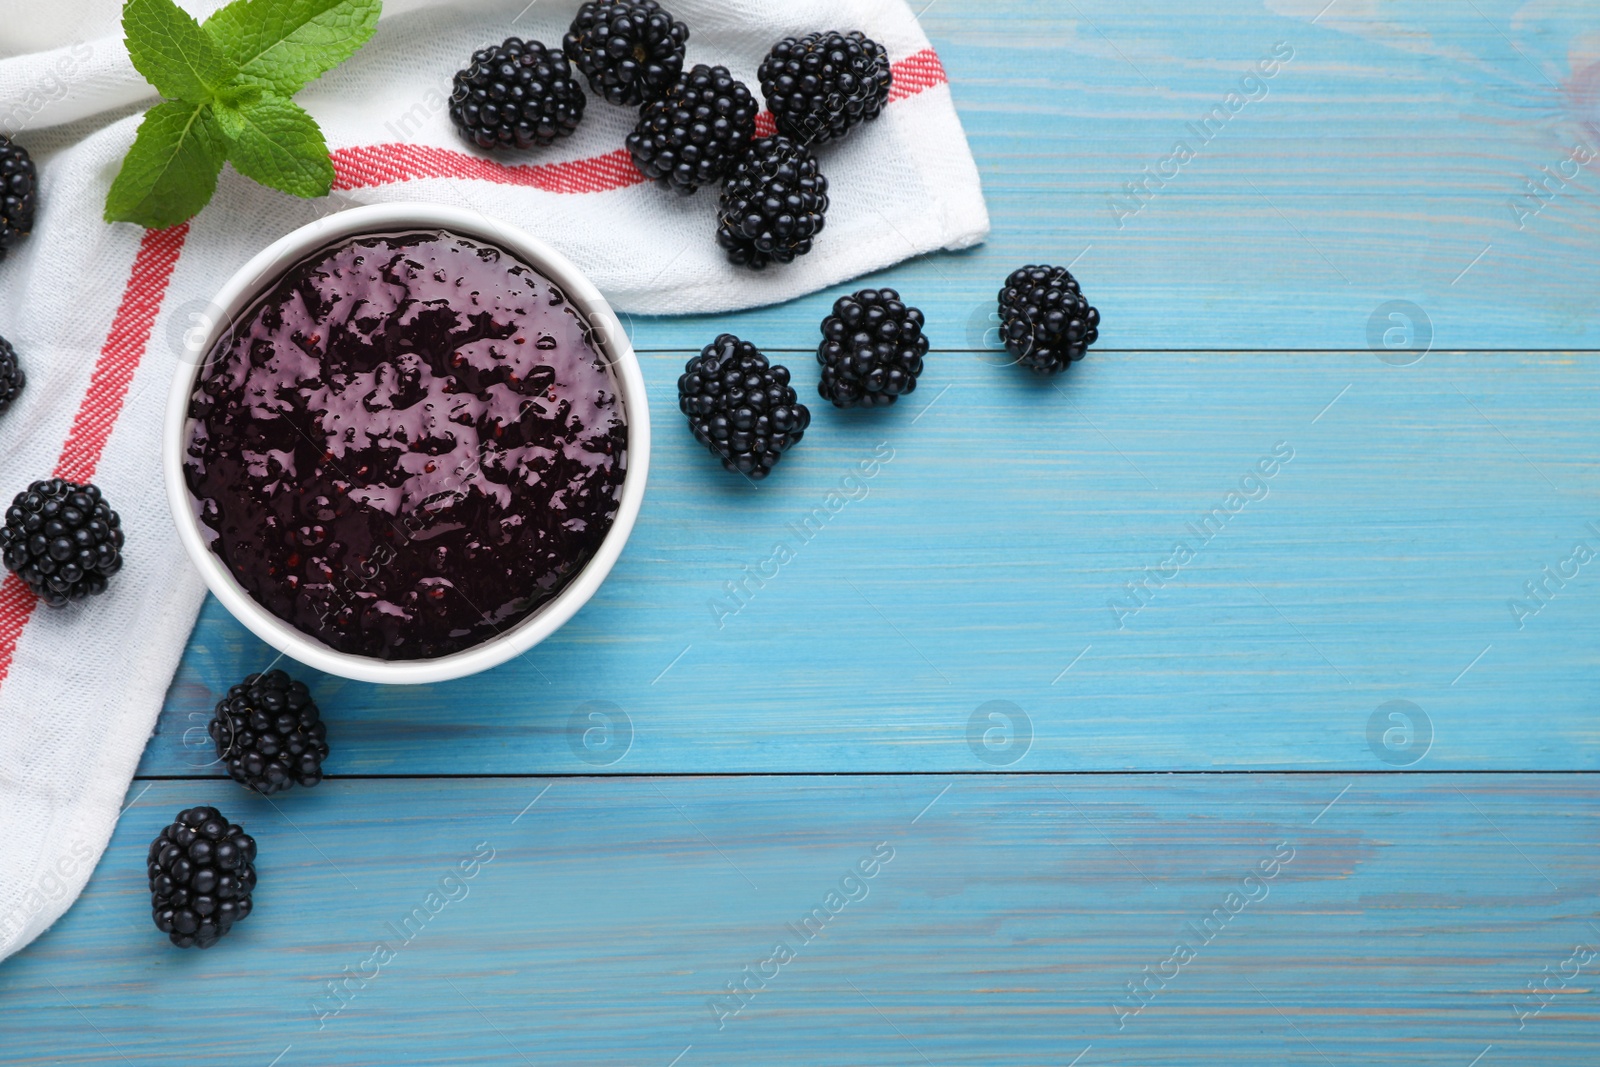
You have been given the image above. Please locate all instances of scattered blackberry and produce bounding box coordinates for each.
[449,37,586,151]
[0,479,124,606]
[0,136,36,261]
[0,336,22,415]
[563,0,689,106]
[758,31,893,145]
[678,334,810,479]
[627,64,757,195]
[716,136,829,270]
[817,289,928,408]
[997,265,1100,373]
[148,806,256,949]
[209,670,329,795]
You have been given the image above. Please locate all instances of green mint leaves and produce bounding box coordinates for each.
[103,100,229,230]
[206,0,382,97]
[105,0,380,228]
[216,92,334,198]
[124,0,238,100]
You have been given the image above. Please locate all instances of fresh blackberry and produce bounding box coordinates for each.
[0,479,124,606]
[817,289,928,408]
[0,336,22,415]
[0,136,36,261]
[209,670,329,795]
[563,0,689,107]
[758,31,893,145]
[148,806,256,949]
[716,136,829,270]
[627,64,757,195]
[997,265,1100,373]
[678,334,810,479]
[449,37,586,151]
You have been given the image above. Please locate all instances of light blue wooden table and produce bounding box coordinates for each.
[6,1,1600,1063]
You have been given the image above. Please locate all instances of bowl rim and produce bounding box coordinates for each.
[162,202,651,685]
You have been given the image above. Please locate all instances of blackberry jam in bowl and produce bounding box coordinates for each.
[163,204,650,684]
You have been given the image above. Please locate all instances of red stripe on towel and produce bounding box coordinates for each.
[0,224,188,684]
[331,49,948,192]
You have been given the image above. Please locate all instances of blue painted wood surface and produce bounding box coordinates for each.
[10,0,1600,1063]
[596,0,1600,351]
[4,776,1599,1065]
[144,349,1600,774]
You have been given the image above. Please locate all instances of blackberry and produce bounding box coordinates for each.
[627,64,757,194]
[0,136,36,261]
[758,31,893,146]
[678,334,810,479]
[997,265,1100,373]
[449,37,586,151]
[716,136,829,270]
[148,806,257,949]
[563,0,689,107]
[0,335,22,415]
[0,479,124,606]
[209,670,329,795]
[817,289,928,408]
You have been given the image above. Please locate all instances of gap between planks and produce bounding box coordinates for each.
[129,769,1600,781]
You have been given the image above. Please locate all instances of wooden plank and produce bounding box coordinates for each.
[608,0,1600,351]
[3,775,1597,1065]
[149,350,1600,775]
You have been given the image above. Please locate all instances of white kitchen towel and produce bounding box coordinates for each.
[0,0,987,962]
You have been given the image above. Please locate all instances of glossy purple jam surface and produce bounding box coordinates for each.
[184,229,627,660]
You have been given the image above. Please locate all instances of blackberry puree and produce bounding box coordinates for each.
[184,230,627,660]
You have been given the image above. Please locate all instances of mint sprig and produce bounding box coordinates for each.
[106,0,380,229]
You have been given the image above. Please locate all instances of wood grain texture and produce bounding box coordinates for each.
[4,776,1598,1066]
[146,350,1600,774]
[609,0,1600,351]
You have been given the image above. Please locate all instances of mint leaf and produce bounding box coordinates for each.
[123,0,237,100]
[213,102,246,141]
[204,0,382,97]
[218,91,334,198]
[212,83,265,138]
[104,99,228,229]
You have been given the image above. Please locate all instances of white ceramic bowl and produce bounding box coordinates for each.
[162,203,650,685]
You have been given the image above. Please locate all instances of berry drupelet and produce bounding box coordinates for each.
[716,136,829,270]
[996,265,1100,373]
[678,334,810,479]
[758,31,893,145]
[817,289,928,408]
[627,64,758,194]
[210,670,330,795]
[0,335,22,415]
[0,135,36,262]
[564,0,689,106]
[0,479,124,605]
[147,806,257,949]
[449,37,586,151]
